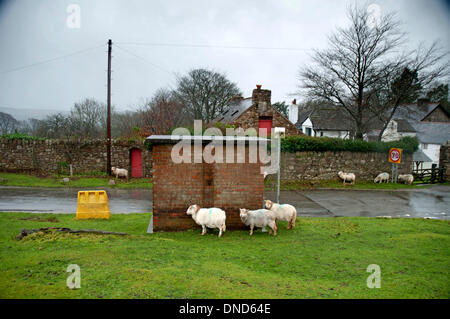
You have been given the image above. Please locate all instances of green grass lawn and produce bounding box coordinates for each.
[0,172,152,189]
[0,213,448,299]
[265,179,434,191]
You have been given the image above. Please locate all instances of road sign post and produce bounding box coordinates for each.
[388,148,402,183]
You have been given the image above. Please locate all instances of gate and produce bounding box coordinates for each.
[412,165,445,183]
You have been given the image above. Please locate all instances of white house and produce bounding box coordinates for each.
[293,105,352,138]
[289,101,449,169]
[412,122,450,168]
[379,119,417,142]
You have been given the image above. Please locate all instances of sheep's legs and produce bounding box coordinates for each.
[249,225,254,236]
[201,225,206,235]
[270,222,277,236]
[218,227,223,238]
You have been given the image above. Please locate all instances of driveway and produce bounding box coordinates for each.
[0,185,449,219]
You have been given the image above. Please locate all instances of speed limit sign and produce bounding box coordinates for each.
[389,148,402,164]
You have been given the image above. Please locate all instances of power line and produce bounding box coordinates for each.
[115,41,312,52]
[0,44,105,75]
[114,44,174,76]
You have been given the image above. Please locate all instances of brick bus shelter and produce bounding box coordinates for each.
[147,135,268,231]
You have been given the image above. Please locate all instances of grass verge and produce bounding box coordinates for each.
[1,173,440,191]
[0,213,448,298]
[264,179,435,191]
[0,172,152,189]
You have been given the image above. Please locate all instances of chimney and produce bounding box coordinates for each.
[417,97,430,107]
[288,99,298,124]
[252,84,271,113]
[231,95,243,103]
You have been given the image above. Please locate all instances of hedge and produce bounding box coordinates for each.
[0,133,46,141]
[281,136,419,154]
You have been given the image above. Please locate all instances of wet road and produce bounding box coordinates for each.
[0,185,449,219]
[0,187,153,214]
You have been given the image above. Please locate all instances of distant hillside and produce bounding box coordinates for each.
[0,107,69,121]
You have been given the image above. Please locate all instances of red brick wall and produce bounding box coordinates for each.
[152,143,264,231]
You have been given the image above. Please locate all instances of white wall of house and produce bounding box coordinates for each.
[299,118,351,138]
[315,130,351,139]
[300,118,315,136]
[381,120,416,142]
[419,142,440,168]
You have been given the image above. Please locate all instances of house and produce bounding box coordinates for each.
[293,105,353,138]
[373,118,417,142]
[372,100,450,168]
[210,85,302,136]
[290,99,449,168]
[412,122,450,168]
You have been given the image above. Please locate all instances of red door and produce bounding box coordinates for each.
[258,117,272,136]
[130,148,142,178]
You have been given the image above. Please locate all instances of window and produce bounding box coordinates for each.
[305,127,312,136]
[423,143,428,150]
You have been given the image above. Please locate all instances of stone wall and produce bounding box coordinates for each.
[1,137,417,183]
[233,104,302,136]
[0,138,152,177]
[439,142,450,181]
[272,151,413,181]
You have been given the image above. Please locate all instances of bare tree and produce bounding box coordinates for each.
[140,89,185,135]
[111,110,143,138]
[173,68,242,122]
[0,112,19,135]
[298,4,449,139]
[70,98,107,138]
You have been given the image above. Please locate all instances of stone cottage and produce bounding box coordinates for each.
[210,85,302,136]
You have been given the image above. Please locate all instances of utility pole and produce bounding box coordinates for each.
[106,39,112,176]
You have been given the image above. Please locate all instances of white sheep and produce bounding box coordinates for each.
[338,171,356,185]
[111,167,128,180]
[397,174,414,185]
[374,172,390,184]
[186,204,227,238]
[264,200,297,229]
[239,208,277,236]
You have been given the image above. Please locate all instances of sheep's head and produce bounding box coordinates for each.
[186,204,200,216]
[338,171,343,176]
[111,167,117,173]
[239,208,249,218]
[264,200,273,209]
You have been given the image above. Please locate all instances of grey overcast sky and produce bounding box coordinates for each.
[0,0,449,118]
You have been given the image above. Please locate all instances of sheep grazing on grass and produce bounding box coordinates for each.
[338,171,356,185]
[264,200,297,229]
[186,204,226,238]
[374,172,390,184]
[239,208,277,236]
[111,167,128,180]
[398,174,414,185]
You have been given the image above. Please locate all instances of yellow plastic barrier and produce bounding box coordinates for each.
[76,190,110,220]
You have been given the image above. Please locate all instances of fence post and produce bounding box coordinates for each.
[431,164,437,183]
